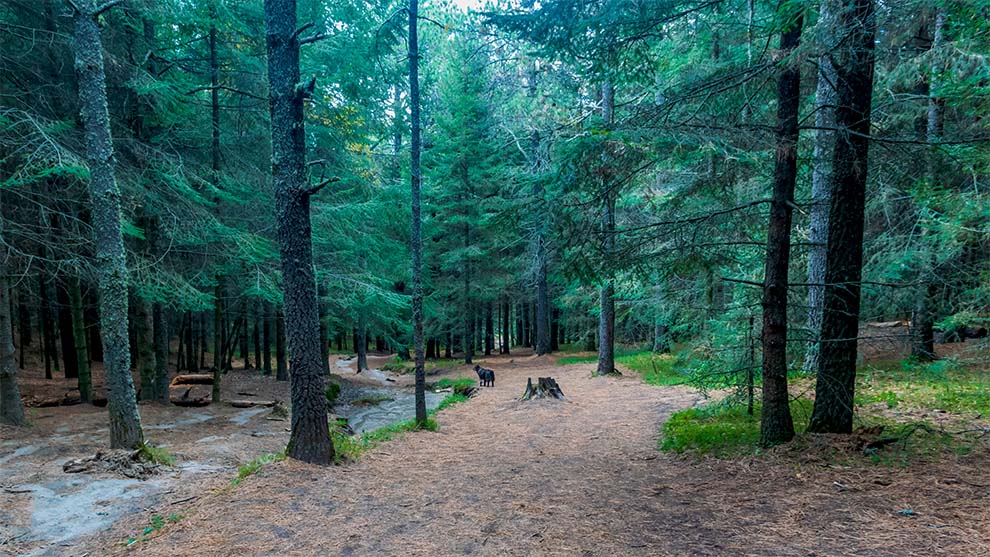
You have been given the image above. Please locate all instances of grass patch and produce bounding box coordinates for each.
[558,350,686,386]
[381,357,464,375]
[856,358,990,415]
[436,393,469,411]
[231,451,286,486]
[661,399,814,457]
[436,377,476,395]
[138,443,176,466]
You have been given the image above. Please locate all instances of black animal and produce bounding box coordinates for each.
[474,365,495,387]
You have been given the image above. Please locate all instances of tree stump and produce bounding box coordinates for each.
[169,374,215,406]
[521,377,565,400]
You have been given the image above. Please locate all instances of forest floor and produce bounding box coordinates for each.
[3,346,990,556]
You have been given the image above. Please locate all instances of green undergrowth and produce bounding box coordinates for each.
[662,356,990,464]
[558,349,685,386]
[855,358,990,415]
[661,398,814,457]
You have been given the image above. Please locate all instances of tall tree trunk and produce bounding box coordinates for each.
[501,298,510,354]
[136,296,156,401]
[57,280,79,378]
[911,7,946,362]
[596,81,616,376]
[275,306,287,381]
[38,262,56,379]
[264,0,332,463]
[71,0,144,448]
[17,294,30,370]
[485,302,494,356]
[356,313,368,371]
[152,301,168,403]
[409,0,427,426]
[808,0,877,434]
[759,0,803,446]
[69,278,92,403]
[263,302,272,375]
[803,0,840,375]
[1,245,26,425]
[184,310,195,371]
[253,299,262,370]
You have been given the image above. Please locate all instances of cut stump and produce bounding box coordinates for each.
[521,377,565,400]
[169,375,214,406]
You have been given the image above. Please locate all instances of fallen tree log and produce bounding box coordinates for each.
[521,377,565,400]
[170,374,215,386]
[229,400,277,408]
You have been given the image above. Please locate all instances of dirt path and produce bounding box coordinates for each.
[83,353,990,557]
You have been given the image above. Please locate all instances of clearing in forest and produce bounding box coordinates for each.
[48,353,988,557]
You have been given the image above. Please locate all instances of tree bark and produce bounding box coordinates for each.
[264,0,332,463]
[263,302,272,375]
[803,0,840,375]
[72,0,144,448]
[356,313,368,371]
[69,278,92,403]
[57,280,79,378]
[409,0,427,426]
[808,0,877,434]
[1,246,26,425]
[759,0,803,447]
[596,81,616,376]
[911,7,945,362]
[136,296,156,401]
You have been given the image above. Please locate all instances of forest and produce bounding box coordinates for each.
[1,0,989,555]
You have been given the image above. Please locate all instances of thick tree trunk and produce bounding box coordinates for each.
[808,0,876,434]
[596,81,616,377]
[69,278,92,403]
[72,0,144,448]
[803,0,840,375]
[264,0,332,463]
[409,0,427,426]
[759,1,803,447]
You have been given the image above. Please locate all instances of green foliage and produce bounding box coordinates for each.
[557,349,685,385]
[661,399,814,457]
[856,359,990,415]
[436,393,470,411]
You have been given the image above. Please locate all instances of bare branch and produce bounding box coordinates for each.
[304,176,341,197]
[94,0,126,17]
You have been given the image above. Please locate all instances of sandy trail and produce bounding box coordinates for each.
[100,353,990,556]
[7,353,990,556]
